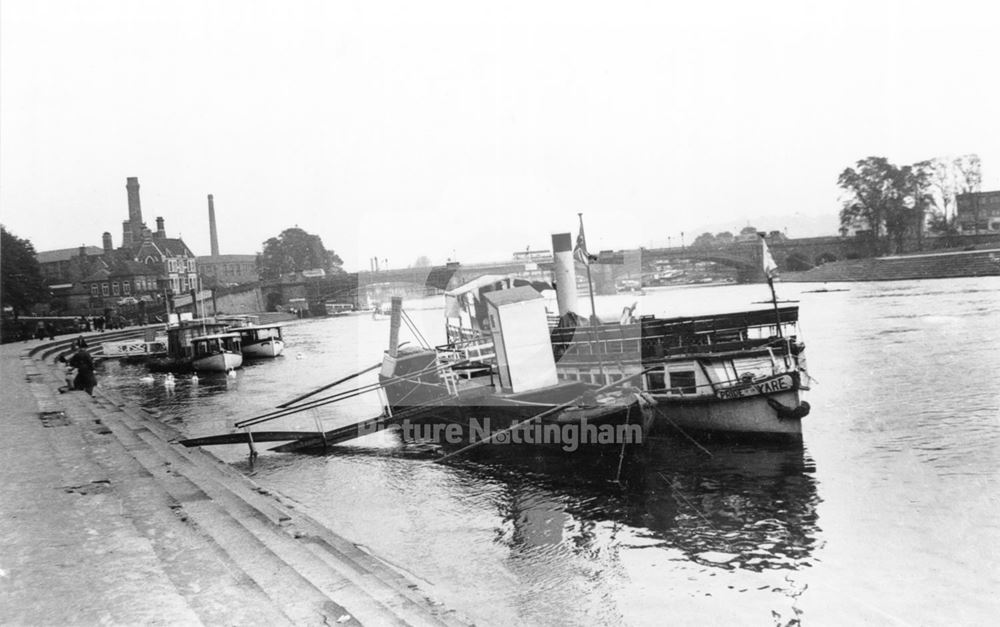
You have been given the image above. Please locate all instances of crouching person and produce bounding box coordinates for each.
[68,343,97,396]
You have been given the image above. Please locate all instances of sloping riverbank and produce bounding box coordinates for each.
[1,335,468,626]
[780,248,1000,282]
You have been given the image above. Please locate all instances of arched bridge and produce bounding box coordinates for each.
[257,235,881,312]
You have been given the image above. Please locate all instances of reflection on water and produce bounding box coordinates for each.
[98,278,1000,625]
[463,439,819,572]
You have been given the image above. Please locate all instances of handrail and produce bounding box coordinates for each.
[235,358,466,429]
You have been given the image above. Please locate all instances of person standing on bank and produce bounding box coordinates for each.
[68,341,97,395]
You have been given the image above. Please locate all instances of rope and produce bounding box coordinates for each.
[235,358,463,429]
[655,407,713,457]
[276,362,382,408]
[400,308,431,349]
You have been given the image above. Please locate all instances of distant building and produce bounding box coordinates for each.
[512,249,553,262]
[197,254,259,288]
[36,246,107,284]
[956,190,1000,234]
[81,259,164,315]
[35,177,200,316]
[195,194,260,288]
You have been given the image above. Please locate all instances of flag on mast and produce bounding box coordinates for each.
[574,215,598,266]
[759,233,778,279]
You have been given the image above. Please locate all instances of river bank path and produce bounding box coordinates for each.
[0,332,469,626]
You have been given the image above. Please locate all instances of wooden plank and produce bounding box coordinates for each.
[179,431,322,447]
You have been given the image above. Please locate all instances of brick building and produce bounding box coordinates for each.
[957,190,1000,234]
[35,177,200,317]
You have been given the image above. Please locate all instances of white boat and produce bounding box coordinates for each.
[190,333,244,372]
[325,302,354,316]
[234,324,285,358]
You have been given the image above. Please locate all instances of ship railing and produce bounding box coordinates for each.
[436,336,497,379]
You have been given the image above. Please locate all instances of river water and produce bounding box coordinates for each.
[99,277,1000,625]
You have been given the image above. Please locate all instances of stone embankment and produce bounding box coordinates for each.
[1,332,468,626]
[780,248,1000,283]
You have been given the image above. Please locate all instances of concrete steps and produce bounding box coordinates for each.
[27,344,467,626]
[30,356,297,625]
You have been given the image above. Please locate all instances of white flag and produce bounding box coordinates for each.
[760,234,778,278]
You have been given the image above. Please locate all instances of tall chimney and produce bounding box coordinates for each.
[126,177,142,226]
[207,194,219,256]
[551,233,580,317]
[155,217,165,238]
[79,245,87,259]
[102,232,113,254]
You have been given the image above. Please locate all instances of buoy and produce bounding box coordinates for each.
[164,373,176,387]
[228,369,237,378]
[191,374,199,384]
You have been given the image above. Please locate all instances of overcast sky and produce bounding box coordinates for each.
[2,0,998,271]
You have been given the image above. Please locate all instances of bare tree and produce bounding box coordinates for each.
[954,153,983,233]
[954,153,982,194]
[930,157,958,221]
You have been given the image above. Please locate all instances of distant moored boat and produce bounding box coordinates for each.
[235,324,285,358]
[191,333,244,372]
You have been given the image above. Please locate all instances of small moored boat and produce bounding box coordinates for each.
[235,324,285,358]
[325,302,353,317]
[191,333,244,372]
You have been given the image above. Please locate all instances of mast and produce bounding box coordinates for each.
[577,213,608,383]
[760,233,783,338]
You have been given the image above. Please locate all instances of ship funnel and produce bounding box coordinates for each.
[551,233,579,318]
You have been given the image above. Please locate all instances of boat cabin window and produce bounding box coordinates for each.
[669,371,697,394]
[647,368,666,392]
[193,340,217,356]
[253,327,281,340]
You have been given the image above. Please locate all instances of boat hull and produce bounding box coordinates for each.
[242,339,284,358]
[192,351,243,372]
[653,388,806,443]
[396,396,654,452]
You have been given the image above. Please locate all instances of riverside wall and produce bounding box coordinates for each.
[779,248,1000,283]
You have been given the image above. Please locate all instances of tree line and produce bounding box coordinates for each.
[255,227,344,280]
[838,154,982,254]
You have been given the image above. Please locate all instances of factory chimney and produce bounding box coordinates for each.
[102,232,113,254]
[208,194,219,256]
[155,217,165,239]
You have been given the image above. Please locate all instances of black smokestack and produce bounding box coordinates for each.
[208,194,219,256]
[155,217,165,238]
[102,232,113,254]
[126,177,142,228]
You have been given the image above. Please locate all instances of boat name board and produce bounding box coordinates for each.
[715,374,793,400]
